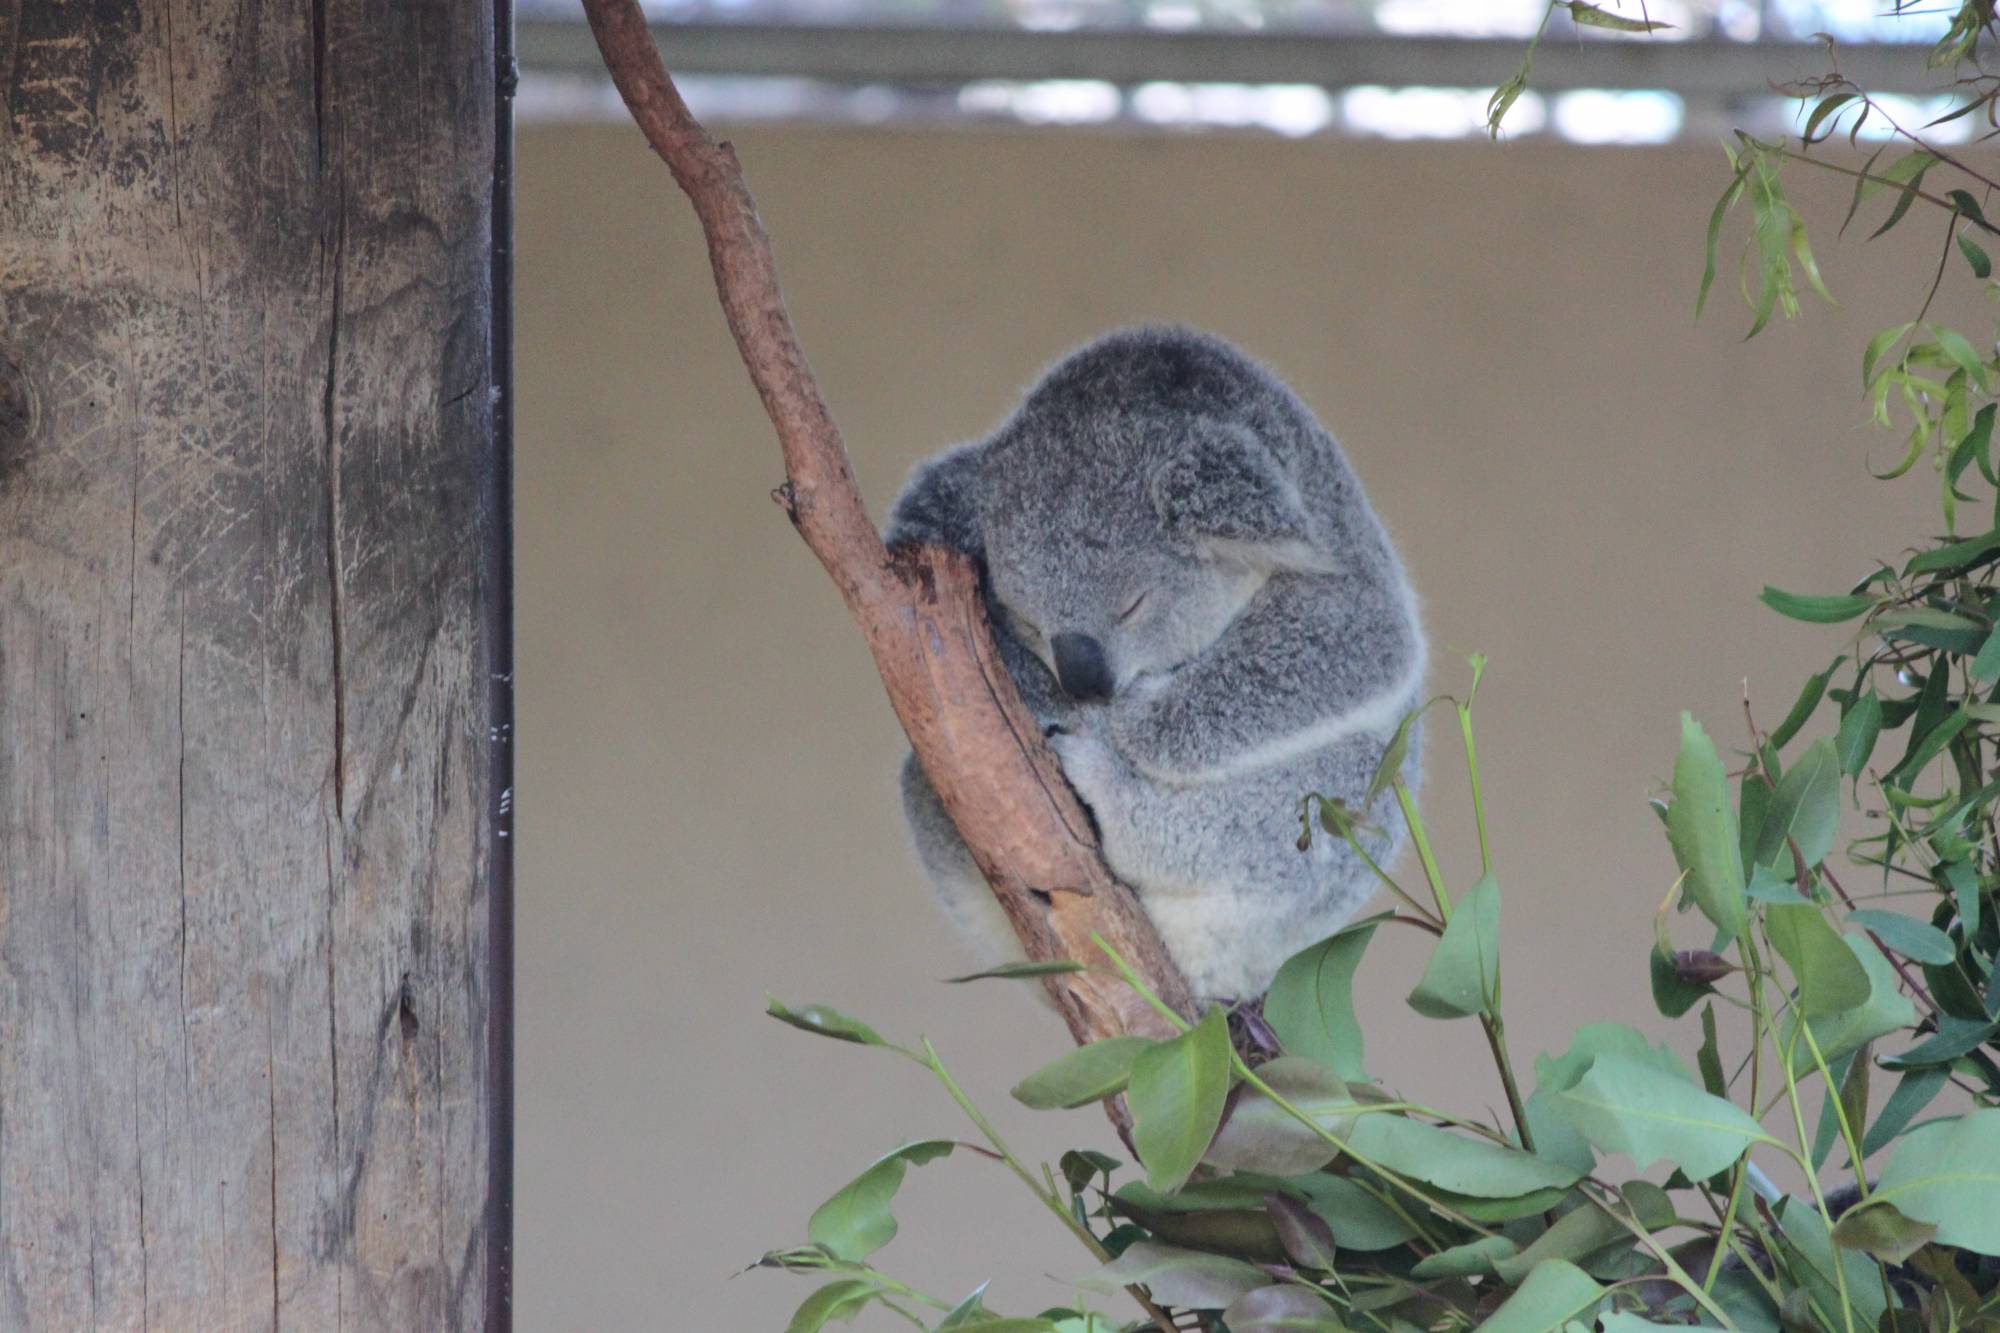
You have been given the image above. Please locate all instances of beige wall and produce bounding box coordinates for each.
[516,122,1966,1328]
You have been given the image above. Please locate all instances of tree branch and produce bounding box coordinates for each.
[577,0,1197,1051]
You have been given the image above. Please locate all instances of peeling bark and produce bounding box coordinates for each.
[0,3,504,1328]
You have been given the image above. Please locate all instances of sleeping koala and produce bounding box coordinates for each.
[888,327,1425,1000]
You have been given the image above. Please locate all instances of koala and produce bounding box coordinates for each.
[887,327,1425,1000]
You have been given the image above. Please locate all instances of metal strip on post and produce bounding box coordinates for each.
[487,0,520,1323]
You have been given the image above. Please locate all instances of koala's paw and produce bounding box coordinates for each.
[1048,731,1127,819]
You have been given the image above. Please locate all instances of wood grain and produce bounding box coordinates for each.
[0,1,503,1326]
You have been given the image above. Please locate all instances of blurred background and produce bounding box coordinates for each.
[514,2,1982,1326]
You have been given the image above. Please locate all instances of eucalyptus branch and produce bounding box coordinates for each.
[1770,146,2000,236]
[575,0,1197,1067]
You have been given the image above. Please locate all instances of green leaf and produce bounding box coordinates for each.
[1012,1036,1156,1110]
[1880,1015,2000,1069]
[1265,1192,1338,1271]
[1803,92,1858,144]
[1344,1114,1581,1197]
[1076,1241,1269,1309]
[1364,702,1428,809]
[1889,705,1970,790]
[767,997,889,1047]
[1811,1049,1861,1168]
[1698,1003,1727,1098]
[1408,874,1501,1019]
[1972,626,2000,682]
[1863,1067,1949,1155]
[1059,1148,1119,1195]
[945,959,1085,983]
[1904,525,2000,574]
[1713,1269,1781,1333]
[1491,1206,1630,1285]
[1770,661,1840,751]
[1780,934,1918,1073]
[1219,1292,1344,1333]
[1765,903,1872,1016]
[1554,1052,1775,1178]
[1564,1,1672,31]
[1948,405,1995,500]
[1948,189,1991,230]
[1743,864,1809,904]
[1410,1234,1520,1279]
[1844,909,1956,965]
[1868,151,1939,239]
[1264,919,1376,1081]
[1838,1042,1871,1160]
[1738,780,1772,888]
[1699,164,1751,318]
[1942,860,1981,935]
[1775,1198,1891,1331]
[1752,737,1841,871]
[1648,946,1712,1019]
[807,1140,956,1261]
[935,1283,994,1329]
[1837,691,1883,776]
[1622,1179,1677,1229]
[1862,322,1916,389]
[1204,1058,1356,1177]
[1664,714,1748,941]
[1430,1184,1573,1222]
[1220,1285,1348,1332]
[1478,1260,1605,1333]
[1831,1200,1937,1264]
[1759,587,1880,624]
[1288,1174,1419,1251]
[1536,1022,1692,1095]
[785,1279,877,1333]
[1128,1007,1233,1194]
[1930,323,1989,389]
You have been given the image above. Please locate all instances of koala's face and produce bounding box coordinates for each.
[981,481,1268,705]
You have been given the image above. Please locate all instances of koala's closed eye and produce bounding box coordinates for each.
[1118,591,1150,623]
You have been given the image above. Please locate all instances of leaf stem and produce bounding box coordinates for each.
[1771,145,2000,235]
[1589,1190,1743,1331]
[1393,781,1453,923]
[1707,936,1769,1292]
[1457,697,1494,878]
[1756,987,1858,1333]
[920,1039,1176,1330]
[1479,1011,1537,1155]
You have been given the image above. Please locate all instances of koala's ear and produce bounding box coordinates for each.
[885,442,986,559]
[1148,424,1336,574]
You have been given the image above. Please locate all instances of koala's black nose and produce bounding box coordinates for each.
[1052,633,1113,703]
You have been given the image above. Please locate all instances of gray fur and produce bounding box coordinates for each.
[887,327,1425,999]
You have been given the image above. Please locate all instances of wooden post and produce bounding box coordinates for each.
[0,2,511,1327]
